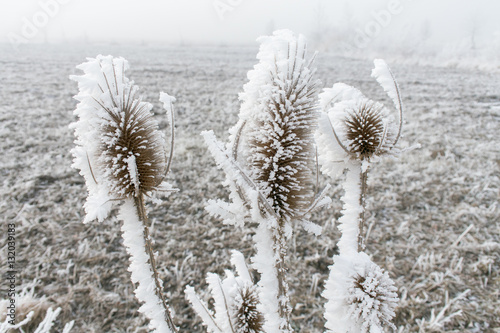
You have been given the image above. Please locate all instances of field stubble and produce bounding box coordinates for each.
[0,44,498,332]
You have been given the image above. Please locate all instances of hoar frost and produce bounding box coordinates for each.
[318,59,403,333]
[70,55,177,333]
[199,30,327,333]
[70,55,169,223]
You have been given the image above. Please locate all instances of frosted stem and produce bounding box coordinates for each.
[337,164,362,255]
[273,225,292,332]
[134,194,178,333]
[358,169,368,252]
[253,221,292,332]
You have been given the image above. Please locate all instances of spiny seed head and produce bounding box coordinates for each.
[100,90,166,198]
[344,101,384,161]
[346,263,398,332]
[72,55,167,201]
[233,285,264,333]
[245,34,319,222]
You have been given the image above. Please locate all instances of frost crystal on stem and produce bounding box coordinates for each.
[70,55,177,332]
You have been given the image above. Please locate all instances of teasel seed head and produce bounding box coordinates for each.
[317,60,404,177]
[233,285,264,333]
[347,261,398,332]
[71,55,172,222]
[239,30,320,222]
[99,85,166,198]
[343,101,386,161]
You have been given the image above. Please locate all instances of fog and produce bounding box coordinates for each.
[1,0,499,66]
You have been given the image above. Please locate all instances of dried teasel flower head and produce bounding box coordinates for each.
[323,252,398,333]
[232,29,320,222]
[347,262,398,332]
[70,55,174,223]
[316,59,403,176]
[343,100,386,160]
[233,284,264,333]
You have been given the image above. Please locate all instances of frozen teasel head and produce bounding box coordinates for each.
[70,55,172,222]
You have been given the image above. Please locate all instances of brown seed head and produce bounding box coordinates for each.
[233,285,264,333]
[100,86,166,198]
[344,102,385,160]
[248,45,318,221]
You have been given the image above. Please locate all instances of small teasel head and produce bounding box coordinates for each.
[70,55,172,222]
[316,59,403,174]
[233,284,264,333]
[346,260,398,332]
[99,86,166,198]
[343,100,386,161]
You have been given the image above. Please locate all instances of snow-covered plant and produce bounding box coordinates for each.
[323,253,398,333]
[70,55,177,332]
[317,59,402,332]
[186,251,264,333]
[199,30,328,332]
[0,281,74,333]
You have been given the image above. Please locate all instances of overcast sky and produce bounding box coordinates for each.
[1,0,499,49]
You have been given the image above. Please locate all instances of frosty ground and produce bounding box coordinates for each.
[0,43,498,332]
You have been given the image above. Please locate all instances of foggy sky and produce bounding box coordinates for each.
[1,0,499,49]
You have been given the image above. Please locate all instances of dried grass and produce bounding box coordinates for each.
[0,45,498,332]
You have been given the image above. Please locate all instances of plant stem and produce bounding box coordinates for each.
[273,225,292,332]
[134,194,177,333]
[358,168,368,252]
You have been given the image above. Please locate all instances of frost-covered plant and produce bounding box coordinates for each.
[317,59,402,332]
[323,253,398,333]
[0,281,74,333]
[186,251,264,333]
[316,59,403,252]
[70,55,177,332]
[198,30,328,332]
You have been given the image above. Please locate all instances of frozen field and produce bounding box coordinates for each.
[0,43,499,332]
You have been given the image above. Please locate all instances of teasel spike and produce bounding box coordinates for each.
[387,65,403,147]
[325,113,351,156]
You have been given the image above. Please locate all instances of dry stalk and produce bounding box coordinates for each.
[134,194,177,333]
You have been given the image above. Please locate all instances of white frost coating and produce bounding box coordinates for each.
[186,250,258,333]
[33,307,61,333]
[159,91,176,125]
[231,250,253,283]
[0,307,73,333]
[0,312,34,331]
[119,199,173,333]
[202,30,319,332]
[337,164,362,256]
[185,286,222,333]
[300,219,322,236]
[371,59,402,112]
[202,130,268,226]
[252,221,282,332]
[315,111,348,179]
[126,154,140,195]
[319,83,365,110]
[70,55,167,223]
[315,84,372,179]
[207,273,235,332]
[323,252,398,333]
